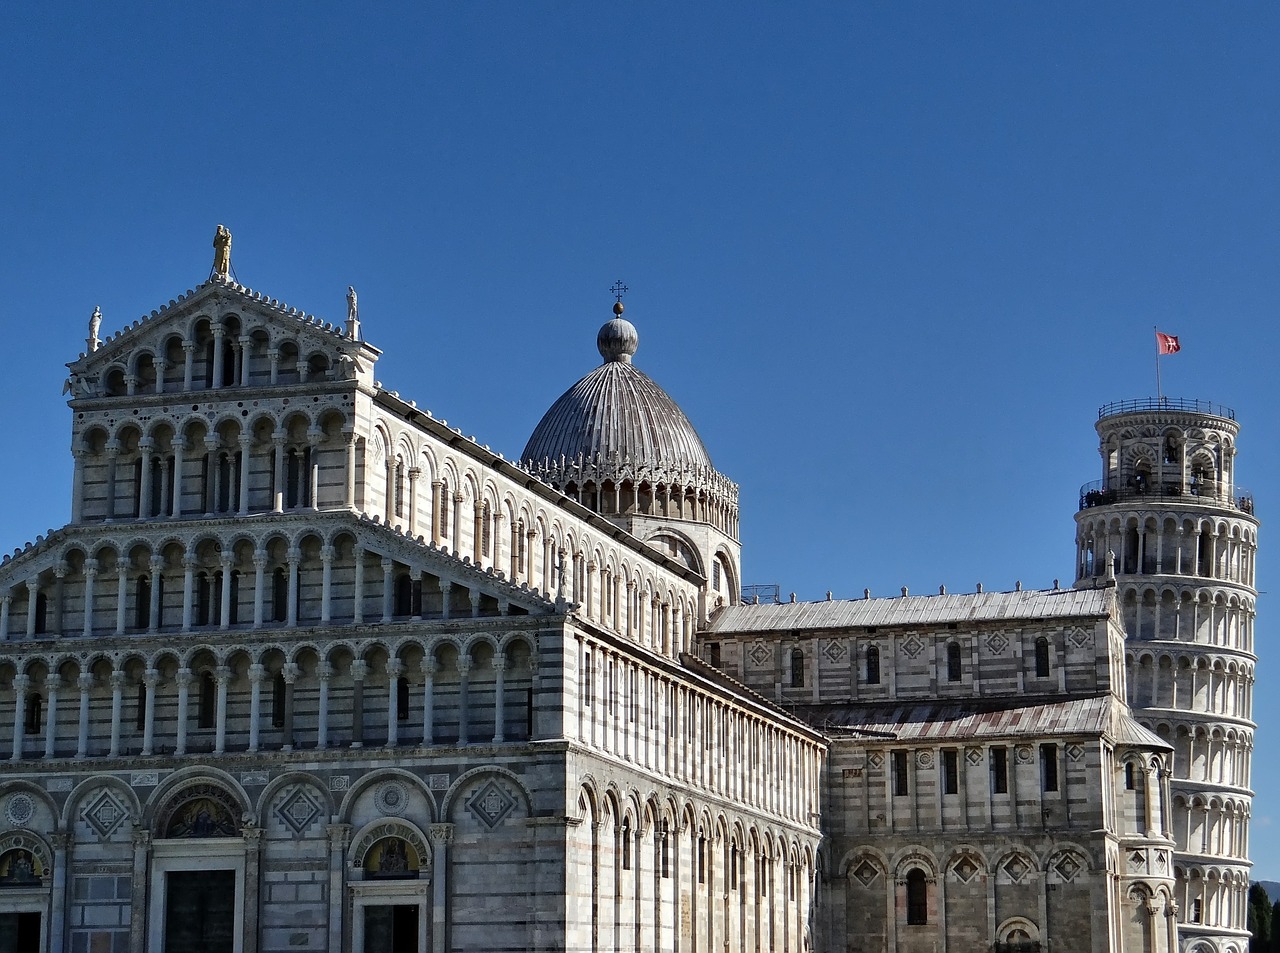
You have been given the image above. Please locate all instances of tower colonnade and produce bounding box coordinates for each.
[1075,399,1257,952]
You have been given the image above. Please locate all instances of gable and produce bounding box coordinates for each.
[65,276,379,401]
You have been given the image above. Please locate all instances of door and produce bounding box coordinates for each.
[364,904,420,953]
[0,912,40,953]
[165,869,236,953]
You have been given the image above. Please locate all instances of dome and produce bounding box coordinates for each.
[521,307,713,470]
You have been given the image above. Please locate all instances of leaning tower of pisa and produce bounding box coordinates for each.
[1075,398,1257,952]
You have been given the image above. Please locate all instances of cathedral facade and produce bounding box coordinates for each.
[0,240,1254,953]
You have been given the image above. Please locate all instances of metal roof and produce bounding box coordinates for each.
[801,695,1167,749]
[521,325,713,470]
[708,587,1111,634]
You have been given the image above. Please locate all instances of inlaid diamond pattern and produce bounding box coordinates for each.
[467,780,516,829]
[852,861,879,887]
[82,790,126,839]
[749,642,771,666]
[1054,853,1081,882]
[900,634,925,659]
[277,788,322,835]
[986,633,1009,655]
[966,747,984,766]
[823,640,846,663]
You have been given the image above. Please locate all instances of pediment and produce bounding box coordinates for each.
[65,276,379,400]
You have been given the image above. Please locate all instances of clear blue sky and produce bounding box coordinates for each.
[3,3,1279,874]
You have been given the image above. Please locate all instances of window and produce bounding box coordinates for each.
[946,641,962,682]
[905,868,928,925]
[621,819,632,870]
[697,835,706,884]
[990,746,1009,794]
[865,646,881,684]
[1035,637,1050,678]
[583,651,592,705]
[1190,898,1202,923]
[135,682,147,731]
[439,482,450,538]
[23,693,42,734]
[707,642,721,667]
[659,821,670,879]
[135,575,151,630]
[198,672,216,729]
[394,575,413,617]
[397,677,410,721]
[272,671,286,728]
[272,568,287,623]
[228,571,240,625]
[942,749,959,795]
[196,573,211,627]
[33,592,47,634]
[790,649,805,688]
[1040,744,1059,792]
[481,502,492,557]
[892,750,909,796]
[1125,761,1136,790]
[712,560,722,592]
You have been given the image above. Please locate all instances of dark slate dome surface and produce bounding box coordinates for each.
[521,310,714,470]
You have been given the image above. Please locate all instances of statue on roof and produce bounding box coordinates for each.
[212,224,232,277]
[88,306,101,352]
[346,286,361,340]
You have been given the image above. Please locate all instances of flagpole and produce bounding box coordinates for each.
[1154,325,1163,401]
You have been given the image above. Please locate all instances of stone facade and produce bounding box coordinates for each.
[0,253,1254,953]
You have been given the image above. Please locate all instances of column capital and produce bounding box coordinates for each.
[213,665,231,684]
[45,675,62,692]
[282,662,300,683]
[77,673,94,691]
[12,674,29,691]
[175,668,193,687]
[130,827,152,850]
[427,823,454,847]
[51,830,73,851]
[491,655,506,673]
[326,823,352,847]
[421,658,438,677]
[108,672,125,690]
[351,660,368,681]
[386,660,405,678]
[142,669,159,687]
[317,662,333,681]
[247,664,266,683]
[456,657,472,676]
[320,545,335,563]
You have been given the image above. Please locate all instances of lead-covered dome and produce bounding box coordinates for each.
[521,303,713,469]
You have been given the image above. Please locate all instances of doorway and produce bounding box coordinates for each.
[0,913,40,953]
[165,869,236,952]
[364,904,419,952]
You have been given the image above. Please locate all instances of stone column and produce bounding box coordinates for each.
[307,432,322,509]
[247,664,264,752]
[239,437,253,514]
[0,595,10,640]
[253,551,267,628]
[286,548,300,627]
[82,564,97,637]
[138,440,154,517]
[408,467,420,536]
[421,659,436,745]
[139,669,158,756]
[439,580,452,621]
[9,674,28,760]
[382,558,395,622]
[104,445,119,519]
[353,547,365,624]
[129,829,151,952]
[350,660,366,748]
[320,546,334,623]
[114,569,127,636]
[211,325,225,388]
[214,666,230,754]
[174,668,192,756]
[42,675,60,759]
[282,663,298,751]
[456,657,471,746]
[232,825,261,953]
[181,342,195,390]
[344,432,357,509]
[25,580,39,637]
[272,436,286,512]
[50,830,71,948]
[267,347,279,385]
[326,825,350,952]
[386,660,404,747]
[148,557,162,633]
[170,438,185,519]
[452,494,463,555]
[316,663,331,749]
[429,824,454,953]
[181,557,195,631]
[204,441,220,516]
[492,655,506,743]
[75,673,92,759]
[219,559,234,629]
[108,671,124,758]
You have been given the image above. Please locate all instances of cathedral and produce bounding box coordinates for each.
[0,233,1255,953]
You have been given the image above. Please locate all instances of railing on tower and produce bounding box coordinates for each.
[1097,397,1236,421]
[1078,479,1254,515]
[740,584,781,606]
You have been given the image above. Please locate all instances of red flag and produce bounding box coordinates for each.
[1156,331,1181,355]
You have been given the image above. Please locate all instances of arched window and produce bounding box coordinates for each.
[396,677,410,721]
[271,671,286,728]
[133,576,150,630]
[621,818,632,870]
[135,681,147,731]
[33,592,47,635]
[1125,761,1136,790]
[272,568,287,623]
[394,575,413,617]
[790,648,805,688]
[905,868,928,925]
[394,459,405,519]
[228,571,240,626]
[196,573,211,627]
[198,672,216,729]
[946,642,962,682]
[865,646,881,684]
[1035,637,1050,678]
[23,692,42,734]
[439,482,450,538]
[481,502,492,557]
